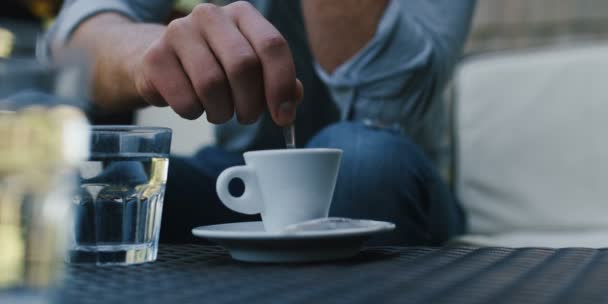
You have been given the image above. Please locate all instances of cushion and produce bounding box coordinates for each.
[454,43,608,247]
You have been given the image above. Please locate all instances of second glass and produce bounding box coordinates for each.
[68,126,172,265]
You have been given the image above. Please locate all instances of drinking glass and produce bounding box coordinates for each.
[68,126,172,265]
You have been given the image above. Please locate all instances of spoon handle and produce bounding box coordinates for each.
[283,124,296,149]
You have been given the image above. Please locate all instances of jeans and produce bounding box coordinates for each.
[160,122,465,245]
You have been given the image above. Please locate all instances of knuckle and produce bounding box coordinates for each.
[137,75,159,102]
[228,1,255,13]
[226,52,260,76]
[196,70,227,95]
[258,34,287,54]
[192,3,219,19]
[143,43,167,67]
[165,18,188,37]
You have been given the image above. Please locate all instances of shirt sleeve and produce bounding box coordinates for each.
[314,0,476,129]
[45,0,175,54]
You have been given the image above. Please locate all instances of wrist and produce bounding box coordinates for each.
[123,25,163,103]
[73,14,165,109]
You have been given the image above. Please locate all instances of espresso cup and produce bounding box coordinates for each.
[216,148,342,232]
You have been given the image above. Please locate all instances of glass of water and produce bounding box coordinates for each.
[68,126,171,265]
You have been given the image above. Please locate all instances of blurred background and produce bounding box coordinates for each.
[0,0,60,58]
[4,0,608,57]
[467,0,608,53]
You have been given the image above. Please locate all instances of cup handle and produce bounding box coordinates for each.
[216,165,263,215]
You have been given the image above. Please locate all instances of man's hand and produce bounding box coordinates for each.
[67,1,303,126]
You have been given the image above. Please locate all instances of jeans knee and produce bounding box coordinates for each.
[307,122,463,245]
[307,122,436,215]
[307,123,431,244]
[307,122,431,185]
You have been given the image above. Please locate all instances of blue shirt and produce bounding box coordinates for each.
[46,0,475,166]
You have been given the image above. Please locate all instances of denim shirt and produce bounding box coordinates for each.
[46,0,475,165]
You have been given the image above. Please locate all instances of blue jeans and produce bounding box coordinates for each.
[161,122,465,245]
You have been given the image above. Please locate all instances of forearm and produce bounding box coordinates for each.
[60,13,165,111]
[301,0,389,73]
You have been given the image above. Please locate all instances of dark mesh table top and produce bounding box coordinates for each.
[56,245,608,304]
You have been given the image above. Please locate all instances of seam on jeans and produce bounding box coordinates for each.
[352,126,361,207]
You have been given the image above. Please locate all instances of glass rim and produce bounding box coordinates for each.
[91,125,172,134]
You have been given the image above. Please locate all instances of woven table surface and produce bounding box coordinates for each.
[56,245,608,304]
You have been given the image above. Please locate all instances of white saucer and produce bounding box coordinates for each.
[191,220,395,263]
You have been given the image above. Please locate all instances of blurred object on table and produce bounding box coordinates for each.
[0,56,90,302]
[0,105,89,301]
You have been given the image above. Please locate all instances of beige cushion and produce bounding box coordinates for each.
[454,43,608,247]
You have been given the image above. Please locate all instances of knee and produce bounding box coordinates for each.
[307,122,436,218]
[307,122,432,184]
[308,122,462,245]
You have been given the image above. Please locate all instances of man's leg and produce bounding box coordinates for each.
[160,147,258,243]
[306,122,465,245]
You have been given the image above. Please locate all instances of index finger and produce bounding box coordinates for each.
[226,2,300,126]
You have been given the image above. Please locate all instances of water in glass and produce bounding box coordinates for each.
[70,155,168,264]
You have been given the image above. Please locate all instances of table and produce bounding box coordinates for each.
[56,245,608,304]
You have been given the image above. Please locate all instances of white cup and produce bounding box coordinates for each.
[216,148,342,232]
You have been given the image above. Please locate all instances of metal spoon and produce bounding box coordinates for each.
[283,124,296,149]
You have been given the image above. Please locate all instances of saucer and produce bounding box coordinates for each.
[191,220,395,263]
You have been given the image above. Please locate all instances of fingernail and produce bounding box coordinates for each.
[279,102,295,122]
